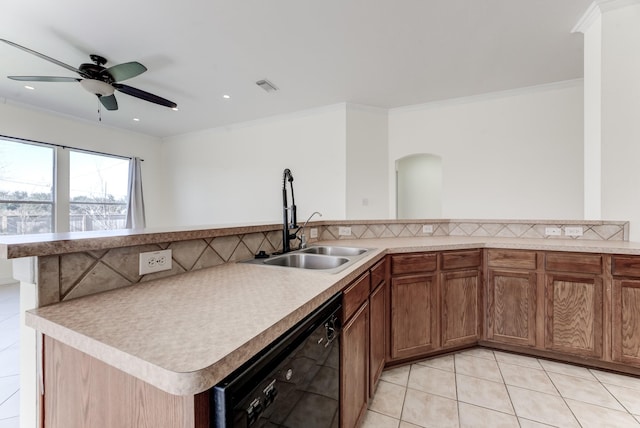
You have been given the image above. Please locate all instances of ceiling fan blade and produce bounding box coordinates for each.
[99,94,118,111]
[103,62,147,82]
[113,83,177,109]
[8,76,80,82]
[0,39,83,75]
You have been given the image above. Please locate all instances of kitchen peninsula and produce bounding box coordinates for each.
[5,218,640,427]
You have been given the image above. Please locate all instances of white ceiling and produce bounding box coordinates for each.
[0,0,591,139]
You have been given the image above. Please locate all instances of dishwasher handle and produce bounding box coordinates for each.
[322,314,340,348]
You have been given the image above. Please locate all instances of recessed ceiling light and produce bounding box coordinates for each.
[223,94,230,99]
[24,85,35,90]
[133,118,140,122]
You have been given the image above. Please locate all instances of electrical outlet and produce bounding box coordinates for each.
[139,249,172,275]
[565,226,583,237]
[422,225,434,234]
[545,227,562,236]
[338,226,352,236]
[310,228,318,239]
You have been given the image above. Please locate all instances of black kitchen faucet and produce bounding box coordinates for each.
[281,168,298,253]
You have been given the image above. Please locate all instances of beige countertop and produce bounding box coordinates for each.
[25,236,640,396]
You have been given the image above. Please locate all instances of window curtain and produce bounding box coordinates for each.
[125,157,146,229]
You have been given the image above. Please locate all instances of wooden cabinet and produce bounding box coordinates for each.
[612,278,640,366]
[440,250,482,349]
[544,253,604,359]
[389,250,481,361]
[441,269,481,348]
[369,259,387,397]
[486,250,538,347]
[390,273,439,360]
[43,336,209,428]
[389,252,439,361]
[341,300,369,428]
[611,256,640,367]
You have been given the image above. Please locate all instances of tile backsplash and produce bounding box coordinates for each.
[35,219,628,305]
[321,220,627,242]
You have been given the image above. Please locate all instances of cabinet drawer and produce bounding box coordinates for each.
[440,250,481,270]
[612,256,640,277]
[391,253,437,275]
[343,272,370,321]
[545,252,602,274]
[487,249,537,270]
[371,259,387,288]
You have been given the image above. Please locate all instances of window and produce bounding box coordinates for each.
[0,137,131,235]
[69,151,129,232]
[0,139,55,234]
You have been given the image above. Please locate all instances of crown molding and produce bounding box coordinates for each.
[573,0,640,33]
[389,79,583,115]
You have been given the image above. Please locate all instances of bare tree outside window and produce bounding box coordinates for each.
[70,150,129,232]
[0,138,130,235]
[0,139,54,235]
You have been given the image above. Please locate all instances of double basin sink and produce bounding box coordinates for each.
[243,245,371,274]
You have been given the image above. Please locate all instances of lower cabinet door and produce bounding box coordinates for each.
[612,279,640,367]
[390,274,439,360]
[486,269,537,347]
[545,273,603,359]
[341,302,369,428]
[441,269,481,349]
[369,281,386,396]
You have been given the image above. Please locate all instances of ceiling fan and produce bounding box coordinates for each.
[0,39,177,111]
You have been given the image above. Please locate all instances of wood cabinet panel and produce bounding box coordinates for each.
[546,253,602,274]
[390,274,439,360]
[440,250,481,271]
[612,279,640,366]
[391,253,437,276]
[487,249,537,270]
[371,259,387,288]
[441,270,481,348]
[341,302,369,428]
[43,336,205,428]
[612,256,640,278]
[343,272,370,321]
[369,281,386,396]
[486,269,537,347]
[545,274,603,358]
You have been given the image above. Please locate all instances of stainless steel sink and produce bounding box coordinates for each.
[242,245,372,273]
[264,253,350,269]
[299,246,368,257]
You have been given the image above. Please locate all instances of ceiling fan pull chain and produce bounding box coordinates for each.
[97,98,102,122]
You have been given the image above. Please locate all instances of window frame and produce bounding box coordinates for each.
[0,135,132,235]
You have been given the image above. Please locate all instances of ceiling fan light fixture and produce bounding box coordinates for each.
[80,79,114,96]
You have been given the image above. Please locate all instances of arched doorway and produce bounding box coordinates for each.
[396,153,442,219]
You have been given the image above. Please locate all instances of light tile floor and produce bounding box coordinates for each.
[365,347,640,428]
[0,283,19,428]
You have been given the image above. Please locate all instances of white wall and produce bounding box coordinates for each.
[582,13,602,220]
[600,4,640,240]
[388,81,584,220]
[345,105,389,219]
[160,105,348,226]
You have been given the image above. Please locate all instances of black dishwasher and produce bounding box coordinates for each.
[211,293,342,428]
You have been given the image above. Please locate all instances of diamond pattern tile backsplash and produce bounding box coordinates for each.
[36,219,627,304]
